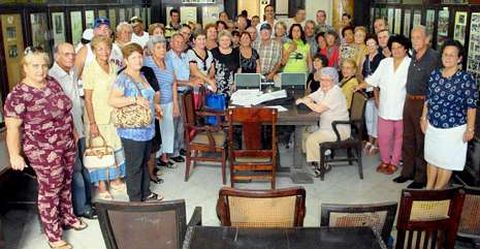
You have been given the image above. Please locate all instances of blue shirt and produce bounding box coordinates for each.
[427,69,478,129]
[113,72,155,141]
[144,56,175,104]
[166,50,190,92]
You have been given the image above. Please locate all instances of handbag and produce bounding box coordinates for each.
[204,92,227,125]
[83,135,116,170]
[112,75,153,128]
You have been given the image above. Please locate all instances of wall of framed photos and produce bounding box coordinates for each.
[371,1,480,81]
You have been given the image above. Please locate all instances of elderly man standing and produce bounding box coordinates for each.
[315,10,335,34]
[166,33,203,165]
[49,43,96,219]
[110,22,132,69]
[253,23,282,81]
[393,26,441,188]
[130,16,149,48]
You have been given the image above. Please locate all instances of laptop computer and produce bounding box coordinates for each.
[235,73,262,89]
[281,72,307,90]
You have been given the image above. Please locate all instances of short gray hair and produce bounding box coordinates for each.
[321,67,339,85]
[116,22,132,33]
[411,25,427,36]
[147,35,167,53]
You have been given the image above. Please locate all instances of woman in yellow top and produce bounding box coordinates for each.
[282,24,312,73]
[353,26,368,68]
[83,36,126,200]
[339,59,359,109]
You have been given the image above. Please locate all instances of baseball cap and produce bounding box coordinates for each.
[93,17,110,28]
[130,16,143,26]
[260,23,272,31]
[82,29,94,41]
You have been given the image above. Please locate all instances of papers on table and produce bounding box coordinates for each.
[231,89,287,106]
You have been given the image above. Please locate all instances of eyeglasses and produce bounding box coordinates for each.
[24,46,44,55]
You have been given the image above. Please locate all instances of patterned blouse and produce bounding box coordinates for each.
[113,72,155,141]
[4,77,74,152]
[426,69,479,129]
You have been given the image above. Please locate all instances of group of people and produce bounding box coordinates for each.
[2,5,478,249]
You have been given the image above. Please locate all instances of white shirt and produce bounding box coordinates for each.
[131,31,149,48]
[49,62,85,138]
[308,85,350,132]
[365,56,411,120]
[110,43,124,70]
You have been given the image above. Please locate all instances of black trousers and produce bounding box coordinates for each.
[121,138,152,201]
[401,98,427,183]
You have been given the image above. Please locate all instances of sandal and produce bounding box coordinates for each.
[150,176,164,184]
[48,241,72,249]
[97,191,113,200]
[368,145,378,155]
[65,219,88,231]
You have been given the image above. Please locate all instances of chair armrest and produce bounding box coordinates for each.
[187,206,202,227]
[331,120,353,141]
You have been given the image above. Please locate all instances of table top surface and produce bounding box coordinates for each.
[183,226,386,249]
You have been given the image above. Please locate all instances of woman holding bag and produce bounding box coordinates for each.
[83,36,125,200]
[109,43,162,201]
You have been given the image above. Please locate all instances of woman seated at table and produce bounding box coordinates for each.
[296,67,351,175]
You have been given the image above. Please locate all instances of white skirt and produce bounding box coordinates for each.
[424,123,468,171]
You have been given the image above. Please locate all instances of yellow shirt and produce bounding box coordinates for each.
[83,59,118,125]
[340,77,358,109]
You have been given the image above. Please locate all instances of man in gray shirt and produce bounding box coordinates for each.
[393,26,441,188]
[49,43,96,219]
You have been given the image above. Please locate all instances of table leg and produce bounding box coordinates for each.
[289,126,314,184]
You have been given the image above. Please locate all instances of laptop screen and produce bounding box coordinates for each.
[235,73,261,89]
[281,73,307,89]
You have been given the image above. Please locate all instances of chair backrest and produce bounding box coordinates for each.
[216,187,306,228]
[96,200,187,249]
[395,187,466,249]
[350,91,368,136]
[227,107,278,150]
[235,73,262,89]
[457,185,480,239]
[320,202,398,244]
[182,90,197,128]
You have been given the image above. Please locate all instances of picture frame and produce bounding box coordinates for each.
[403,9,411,37]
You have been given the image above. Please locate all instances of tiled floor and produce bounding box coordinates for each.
[1,145,474,249]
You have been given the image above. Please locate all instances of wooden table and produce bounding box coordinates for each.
[183,226,387,249]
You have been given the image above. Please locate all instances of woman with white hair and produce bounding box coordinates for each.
[296,67,351,174]
[144,35,178,168]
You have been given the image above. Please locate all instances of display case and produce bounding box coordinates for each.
[403,9,412,36]
[52,12,66,45]
[437,8,450,48]
[467,11,480,81]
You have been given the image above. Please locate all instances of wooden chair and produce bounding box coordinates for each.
[457,185,480,248]
[216,186,306,228]
[96,199,202,249]
[395,187,466,249]
[320,202,398,244]
[181,90,228,184]
[317,91,368,180]
[227,107,278,189]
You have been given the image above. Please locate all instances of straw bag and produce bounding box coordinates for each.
[112,75,152,128]
[83,135,116,170]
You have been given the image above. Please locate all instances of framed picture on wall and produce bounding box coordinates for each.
[30,13,49,52]
[467,12,480,81]
[119,9,126,23]
[425,9,435,38]
[394,8,402,34]
[437,8,449,48]
[413,10,422,27]
[85,10,95,29]
[387,8,394,33]
[52,12,65,44]
[454,11,468,45]
[70,11,82,46]
[109,9,117,28]
[403,9,411,37]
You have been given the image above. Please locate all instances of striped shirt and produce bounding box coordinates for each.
[144,56,175,104]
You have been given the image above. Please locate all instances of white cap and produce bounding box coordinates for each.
[82,29,94,41]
